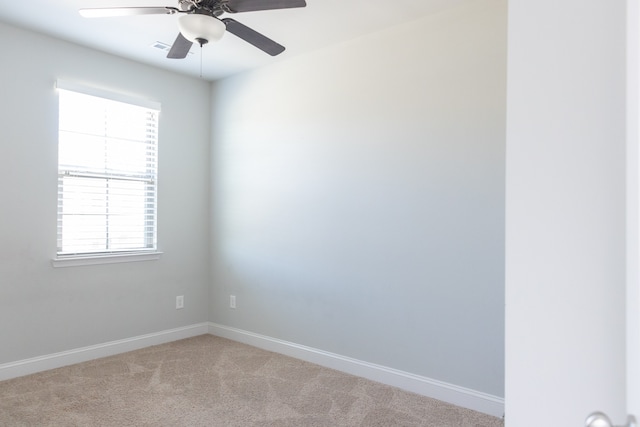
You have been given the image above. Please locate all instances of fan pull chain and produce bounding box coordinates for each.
[195,37,207,79]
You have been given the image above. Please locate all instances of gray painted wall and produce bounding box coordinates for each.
[210,0,506,397]
[0,23,211,364]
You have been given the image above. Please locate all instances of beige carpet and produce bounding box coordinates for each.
[0,335,503,426]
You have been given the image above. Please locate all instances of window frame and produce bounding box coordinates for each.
[53,80,162,267]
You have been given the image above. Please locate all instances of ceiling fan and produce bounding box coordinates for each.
[79,0,307,59]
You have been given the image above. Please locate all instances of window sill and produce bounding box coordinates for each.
[52,251,163,268]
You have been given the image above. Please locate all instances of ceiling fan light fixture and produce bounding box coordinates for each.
[178,14,225,45]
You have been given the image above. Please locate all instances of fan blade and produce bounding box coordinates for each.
[79,7,179,18]
[224,0,306,13]
[167,33,193,59]
[222,18,285,56]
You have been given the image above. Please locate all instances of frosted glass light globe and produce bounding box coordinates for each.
[178,14,225,45]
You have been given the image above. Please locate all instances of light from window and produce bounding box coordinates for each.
[57,85,159,256]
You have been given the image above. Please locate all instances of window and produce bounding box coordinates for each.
[56,81,160,260]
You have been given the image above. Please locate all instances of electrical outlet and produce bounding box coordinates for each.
[176,295,184,310]
[229,295,236,309]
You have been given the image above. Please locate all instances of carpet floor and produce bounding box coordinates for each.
[0,335,504,426]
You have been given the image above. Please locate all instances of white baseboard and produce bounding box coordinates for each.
[0,323,209,382]
[208,322,504,418]
[0,322,504,418]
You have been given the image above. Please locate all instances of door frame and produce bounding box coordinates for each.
[627,0,640,416]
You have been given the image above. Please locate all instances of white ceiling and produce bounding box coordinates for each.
[0,0,473,81]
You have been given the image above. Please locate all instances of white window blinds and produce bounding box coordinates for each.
[56,82,160,256]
